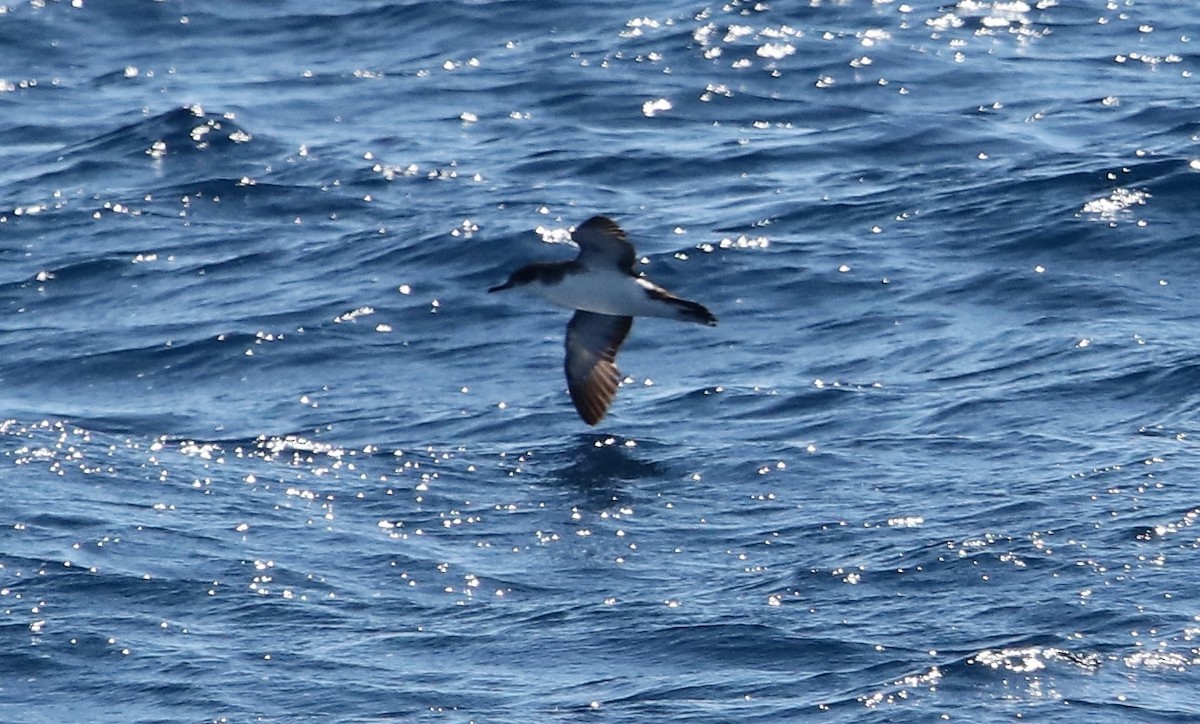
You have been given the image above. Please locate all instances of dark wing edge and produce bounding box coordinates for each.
[572,216,637,272]
[564,311,634,425]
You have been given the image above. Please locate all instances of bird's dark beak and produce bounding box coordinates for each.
[488,281,512,293]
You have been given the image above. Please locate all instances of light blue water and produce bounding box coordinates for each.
[2,1,1199,721]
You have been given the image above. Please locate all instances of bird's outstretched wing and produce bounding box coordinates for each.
[564,311,634,425]
[572,216,637,272]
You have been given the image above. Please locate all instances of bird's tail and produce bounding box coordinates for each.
[671,298,718,326]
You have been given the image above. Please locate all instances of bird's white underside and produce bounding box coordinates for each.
[529,271,678,319]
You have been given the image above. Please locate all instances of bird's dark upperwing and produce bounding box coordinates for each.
[564,311,634,425]
[572,216,637,272]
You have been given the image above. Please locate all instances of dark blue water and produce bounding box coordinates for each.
[2,0,1199,721]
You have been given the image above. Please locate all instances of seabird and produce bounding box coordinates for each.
[489,216,717,425]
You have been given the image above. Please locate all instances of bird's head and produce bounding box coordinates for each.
[488,264,542,293]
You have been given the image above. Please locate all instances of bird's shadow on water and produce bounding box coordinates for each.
[547,433,672,498]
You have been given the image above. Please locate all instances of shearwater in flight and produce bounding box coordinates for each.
[489,215,717,425]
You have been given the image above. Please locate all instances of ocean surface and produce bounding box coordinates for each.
[2,0,1199,721]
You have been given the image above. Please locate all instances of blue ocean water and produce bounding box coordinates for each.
[2,0,1199,720]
